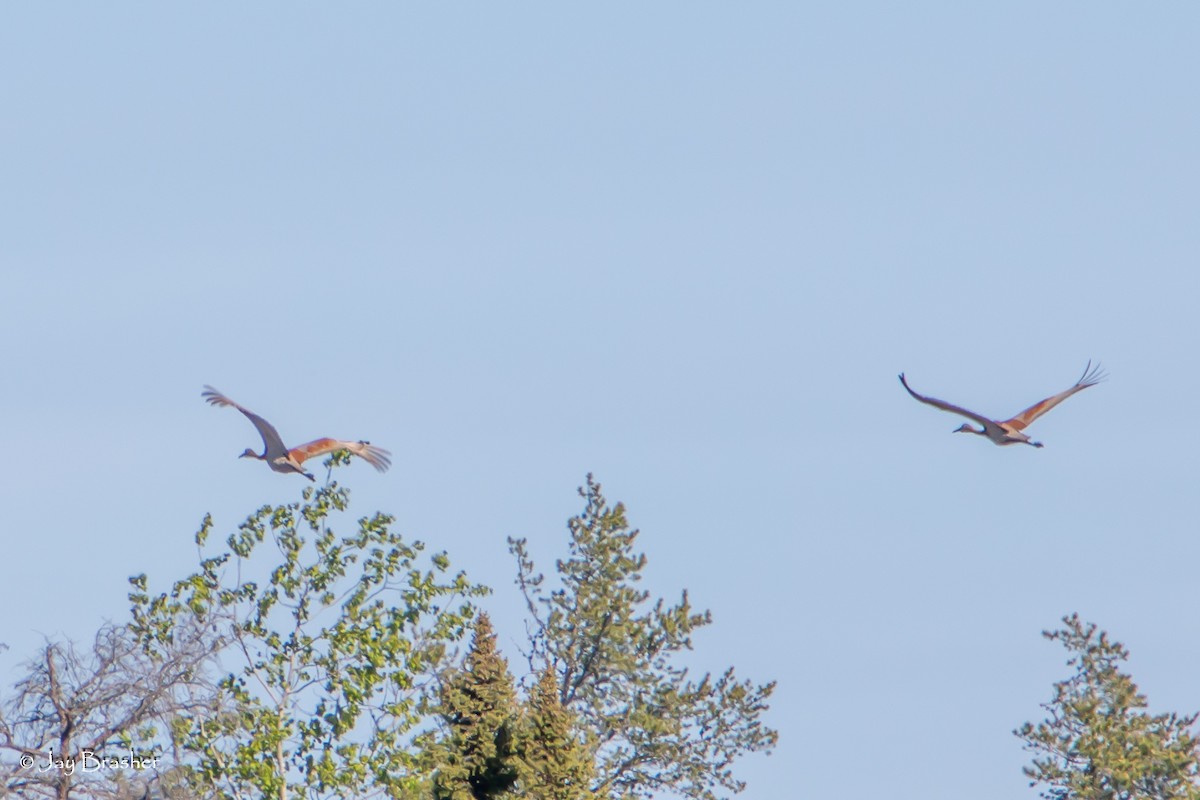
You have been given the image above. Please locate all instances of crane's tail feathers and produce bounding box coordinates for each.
[353,441,392,472]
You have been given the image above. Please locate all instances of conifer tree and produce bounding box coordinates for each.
[433,613,522,800]
[509,474,776,800]
[1017,614,1200,800]
[520,666,592,800]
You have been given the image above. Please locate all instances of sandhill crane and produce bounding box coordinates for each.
[201,386,391,480]
[898,361,1106,448]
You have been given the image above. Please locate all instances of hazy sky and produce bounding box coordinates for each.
[4,5,1200,799]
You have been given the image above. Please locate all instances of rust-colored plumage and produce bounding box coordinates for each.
[202,386,391,480]
[898,361,1106,448]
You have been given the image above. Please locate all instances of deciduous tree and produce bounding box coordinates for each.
[0,619,219,800]
[131,470,485,800]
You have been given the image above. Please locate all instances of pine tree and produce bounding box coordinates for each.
[1016,614,1200,800]
[433,613,522,800]
[509,474,776,800]
[521,667,593,800]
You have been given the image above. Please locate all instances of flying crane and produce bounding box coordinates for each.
[898,361,1106,448]
[202,386,391,479]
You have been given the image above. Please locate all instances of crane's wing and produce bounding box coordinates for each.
[898,373,1007,434]
[201,386,288,458]
[1002,361,1106,431]
[288,438,392,473]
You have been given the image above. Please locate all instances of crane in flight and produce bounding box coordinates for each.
[898,361,1106,448]
[202,386,391,480]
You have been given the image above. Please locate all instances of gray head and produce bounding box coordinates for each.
[953,423,980,435]
[238,448,261,460]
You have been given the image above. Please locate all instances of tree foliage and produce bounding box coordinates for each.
[431,613,521,800]
[130,472,485,800]
[0,465,775,800]
[509,474,776,800]
[1016,614,1200,800]
[520,667,592,800]
[429,616,593,800]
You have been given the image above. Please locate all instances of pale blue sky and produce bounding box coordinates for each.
[4,5,1200,798]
